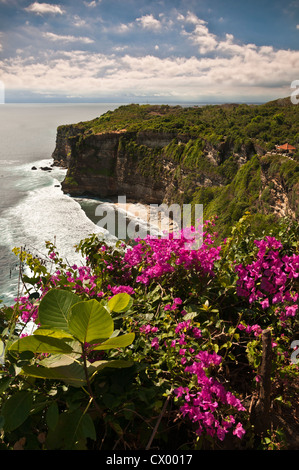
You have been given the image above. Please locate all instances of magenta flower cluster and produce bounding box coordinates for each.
[123,227,221,286]
[175,350,246,441]
[142,310,247,441]
[16,295,38,324]
[235,236,298,323]
[48,265,101,298]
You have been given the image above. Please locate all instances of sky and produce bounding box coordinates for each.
[0,0,299,103]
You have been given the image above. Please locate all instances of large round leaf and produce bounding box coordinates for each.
[33,327,74,341]
[21,362,87,388]
[38,289,81,331]
[9,334,74,355]
[68,299,114,344]
[108,293,132,313]
[92,333,135,350]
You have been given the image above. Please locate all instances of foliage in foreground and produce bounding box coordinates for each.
[0,215,298,450]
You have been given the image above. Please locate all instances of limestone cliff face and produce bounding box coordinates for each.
[54,129,174,204]
[52,125,265,205]
[52,124,86,168]
[259,155,298,219]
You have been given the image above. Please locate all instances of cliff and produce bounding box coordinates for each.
[52,124,263,205]
[51,102,299,236]
[54,129,181,204]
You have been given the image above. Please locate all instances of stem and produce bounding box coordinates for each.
[81,343,103,417]
[252,328,272,435]
[222,312,243,361]
[145,392,172,450]
[17,246,23,299]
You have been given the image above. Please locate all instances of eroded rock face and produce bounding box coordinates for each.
[260,156,298,219]
[52,125,265,205]
[62,132,174,203]
[52,124,85,168]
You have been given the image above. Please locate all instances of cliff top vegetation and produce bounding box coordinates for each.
[69,98,299,155]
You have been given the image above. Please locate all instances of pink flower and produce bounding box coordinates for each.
[285,305,298,317]
[216,427,227,441]
[110,285,135,295]
[140,324,158,335]
[151,337,159,350]
[233,422,246,439]
[260,299,269,309]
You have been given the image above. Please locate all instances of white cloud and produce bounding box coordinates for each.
[176,13,185,21]
[185,11,205,25]
[83,1,99,7]
[296,24,299,29]
[73,15,86,27]
[2,10,299,102]
[101,22,133,34]
[115,23,131,33]
[24,2,65,15]
[43,32,94,44]
[113,45,128,52]
[179,12,218,54]
[136,14,162,31]
[2,44,299,102]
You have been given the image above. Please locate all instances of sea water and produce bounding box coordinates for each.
[0,103,123,305]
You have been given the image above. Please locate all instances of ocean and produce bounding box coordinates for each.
[0,103,126,306]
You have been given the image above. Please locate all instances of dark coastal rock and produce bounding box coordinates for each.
[40,166,52,171]
[31,166,37,170]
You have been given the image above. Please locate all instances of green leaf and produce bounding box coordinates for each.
[21,358,133,387]
[0,376,13,394]
[81,413,96,441]
[0,415,5,430]
[46,402,59,431]
[92,333,135,350]
[45,408,83,450]
[38,289,81,331]
[1,391,32,432]
[89,359,134,373]
[68,299,114,344]
[34,327,74,341]
[46,407,96,449]
[108,293,132,313]
[182,312,198,321]
[22,275,41,286]
[9,334,74,355]
[21,361,87,388]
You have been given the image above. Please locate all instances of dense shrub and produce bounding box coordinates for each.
[0,215,298,450]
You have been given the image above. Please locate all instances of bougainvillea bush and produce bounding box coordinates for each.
[0,214,298,450]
